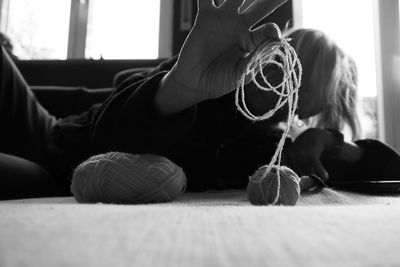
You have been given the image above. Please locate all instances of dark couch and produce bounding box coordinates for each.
[32,67,149,118]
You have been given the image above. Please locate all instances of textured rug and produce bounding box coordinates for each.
[1,189,400,267]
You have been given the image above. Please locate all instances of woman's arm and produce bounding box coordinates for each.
[286,127,400,185]
[285,128,365,180]
[334,141,364,163]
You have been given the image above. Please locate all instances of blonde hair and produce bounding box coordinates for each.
[285,28,361,140]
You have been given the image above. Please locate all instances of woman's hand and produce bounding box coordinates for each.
[155,0,287,116]
[285,128,340,180]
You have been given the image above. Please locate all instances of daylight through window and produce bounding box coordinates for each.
[0,0,163,60]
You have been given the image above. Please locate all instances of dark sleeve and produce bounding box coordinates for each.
[214,126,292,189]
[90,71,196,155]
[322,139,400,181]
[114,56,178,91]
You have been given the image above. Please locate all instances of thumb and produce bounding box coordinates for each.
[250,22,282,49]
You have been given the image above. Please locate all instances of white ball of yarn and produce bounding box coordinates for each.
[71,152,186,204]
[247,165,300,206]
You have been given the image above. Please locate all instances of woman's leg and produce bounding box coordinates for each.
[0,46,56,166]
[0,152,65,200]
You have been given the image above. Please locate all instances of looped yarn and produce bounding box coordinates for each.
[236,38,303,205]
[71,152,187,204]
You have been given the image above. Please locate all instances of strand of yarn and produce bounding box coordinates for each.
[235,38,302,205]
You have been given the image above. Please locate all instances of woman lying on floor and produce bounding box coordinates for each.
[0,0,399,200]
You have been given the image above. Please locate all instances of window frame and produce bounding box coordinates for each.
[0,0,9,32]
[67,0,88,58]
[373,0,400,151]
[0,0,173,60]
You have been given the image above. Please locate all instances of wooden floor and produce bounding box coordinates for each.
[1,189,400,267]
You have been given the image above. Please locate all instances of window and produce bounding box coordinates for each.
[0,0,71,59]
[85,0,160,59]
[0,0,172,60]
[293,0,379,139]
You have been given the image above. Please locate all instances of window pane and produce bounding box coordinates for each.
[0,0,71,59]
[86,0,160,59]
[300,0,378,139]
[302,0,377,97]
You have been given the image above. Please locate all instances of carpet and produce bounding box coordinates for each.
[1,189,400,267]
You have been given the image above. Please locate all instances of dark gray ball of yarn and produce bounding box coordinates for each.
[71,152,186,204]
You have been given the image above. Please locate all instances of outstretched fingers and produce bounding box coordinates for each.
[241,0,287,27]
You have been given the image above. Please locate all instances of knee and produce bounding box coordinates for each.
[0,152,68,200]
